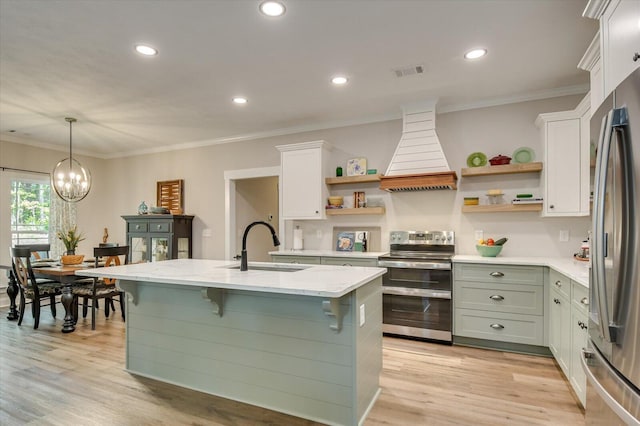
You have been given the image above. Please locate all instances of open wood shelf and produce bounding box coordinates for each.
[461,162,543,177]
[461,203,543,213]
[325,207,385,216]
[325,174,382,185]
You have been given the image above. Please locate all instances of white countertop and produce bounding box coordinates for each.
[453,255,590,287]
[75,258,387,298]
[269,250,388,259]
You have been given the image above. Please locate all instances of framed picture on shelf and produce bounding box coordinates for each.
[336,232,355,251]
[346,158,367,176]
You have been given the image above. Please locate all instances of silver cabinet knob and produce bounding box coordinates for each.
[490,323,505,330]
[489,271,504,277]
[580,297,589,306]
[554,280,562,288]
[633,52,639,62]
[553,298,561,304]
[489,295,504,301]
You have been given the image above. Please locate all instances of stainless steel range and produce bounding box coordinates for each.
[378,230,454,343]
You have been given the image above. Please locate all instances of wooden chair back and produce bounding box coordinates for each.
[15,243,51,260]
[11,246,37,290]
[94,245,129,285]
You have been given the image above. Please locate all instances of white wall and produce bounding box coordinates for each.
[1,93,590,264]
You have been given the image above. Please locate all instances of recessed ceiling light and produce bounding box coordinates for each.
[331,76,348,85]
[135,44,158,56]
[464,48,487,60]
[233,97,248,104]
[259,1,286,17]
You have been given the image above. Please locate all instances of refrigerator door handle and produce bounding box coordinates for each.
[581,348,640,426]
[593,109,615,343]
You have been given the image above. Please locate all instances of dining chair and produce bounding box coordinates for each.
[15,243,53,261]
[72,245,129,330]
[11,246,64,329]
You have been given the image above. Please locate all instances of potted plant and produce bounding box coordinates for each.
[57,225,85,255]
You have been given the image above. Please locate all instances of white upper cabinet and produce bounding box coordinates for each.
[536,95,591,217]
[277,140,330,220]
[584,0,640,97]
[578,33,603,114]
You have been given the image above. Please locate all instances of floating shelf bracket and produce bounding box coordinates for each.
[202,288,224,317]
[118,281,138,305]
[322,297,345,332]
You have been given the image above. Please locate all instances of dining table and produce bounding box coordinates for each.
[31,263,93,333]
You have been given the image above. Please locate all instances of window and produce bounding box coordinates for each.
[10,176,51,246]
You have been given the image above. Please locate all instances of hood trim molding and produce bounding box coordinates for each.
[379,171,458,192]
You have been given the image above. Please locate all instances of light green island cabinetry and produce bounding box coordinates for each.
[78,259,385,426]
[271,251,382,267]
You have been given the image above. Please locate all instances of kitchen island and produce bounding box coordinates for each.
[76,259,386,426]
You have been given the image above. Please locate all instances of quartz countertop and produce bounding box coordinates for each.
[269,250,388,259]
[75,258,386,298]
[453,255,590,287]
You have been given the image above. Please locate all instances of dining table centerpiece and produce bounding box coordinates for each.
[57,225,85,264]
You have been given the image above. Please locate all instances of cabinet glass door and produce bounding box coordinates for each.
[151,237,170,262]
[130,236,148,263]
[177,237,189,259]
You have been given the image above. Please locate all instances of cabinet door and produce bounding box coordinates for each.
[543,118,583,216]
[570,309,588,407]
[601,0,640,97]
[151,235,171,262]
[129,234,149,263]
[549,287,571,376]
[281,147,324,219]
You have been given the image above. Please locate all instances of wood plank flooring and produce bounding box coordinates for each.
[0,307,585,425]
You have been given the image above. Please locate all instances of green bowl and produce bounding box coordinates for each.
[476,244,503,257]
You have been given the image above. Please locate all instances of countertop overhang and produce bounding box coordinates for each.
[75,258,386,298]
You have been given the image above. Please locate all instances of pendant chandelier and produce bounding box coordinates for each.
[52,117,91,202]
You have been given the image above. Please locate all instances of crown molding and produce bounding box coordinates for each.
[582,0,610,19]
[578,32,601,71]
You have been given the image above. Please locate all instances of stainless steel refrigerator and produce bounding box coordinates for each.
[584,68,640,425]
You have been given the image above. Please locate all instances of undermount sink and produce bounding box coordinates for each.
[226,264,308,273]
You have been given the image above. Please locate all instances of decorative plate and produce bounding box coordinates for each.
[466,152,487,167]
[512,147,535,163]
[336,232,355,251]
[346,158,367,176]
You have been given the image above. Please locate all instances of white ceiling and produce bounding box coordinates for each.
[0,0,597,159]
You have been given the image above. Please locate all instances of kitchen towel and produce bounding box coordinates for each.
[293,228,304,250]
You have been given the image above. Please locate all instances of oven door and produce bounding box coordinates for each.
[377,261,451,291]
[382,287,452,341]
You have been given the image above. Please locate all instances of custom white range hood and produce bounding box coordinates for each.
[380,101,457,192]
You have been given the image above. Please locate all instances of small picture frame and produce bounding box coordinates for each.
[346,158,367,176]
[336,232,355,251]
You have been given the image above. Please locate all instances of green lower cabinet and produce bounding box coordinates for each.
[570,307,588,407]
[453,263,545,350]
[321,257,378,267]
[271,255,321,264]
[549,285,571,377]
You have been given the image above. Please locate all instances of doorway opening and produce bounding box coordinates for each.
[224,167,281,261]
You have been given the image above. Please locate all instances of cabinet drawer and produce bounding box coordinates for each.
[454,308,544,345]
[271,255,321,265]
[572,281,589,315]
[455,281,543,315]
[321,257,378,267]
[454,263,543,286]
[128,221,148,233]
[149,221,171,233]
[549,269,570,299]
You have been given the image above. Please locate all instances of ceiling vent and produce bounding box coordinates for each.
[379,100,458,192]
[393,64,425,78]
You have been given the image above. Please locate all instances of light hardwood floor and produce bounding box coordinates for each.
[0,307,585,425]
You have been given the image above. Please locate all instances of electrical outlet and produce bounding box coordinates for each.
[474,230,484,242]
[559,230,569,242]
[359,304,366,327]
[316,229,322,239]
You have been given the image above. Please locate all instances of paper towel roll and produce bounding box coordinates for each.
[293,228,304,250]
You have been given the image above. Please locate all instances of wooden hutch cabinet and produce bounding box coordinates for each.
[122,215,194,263]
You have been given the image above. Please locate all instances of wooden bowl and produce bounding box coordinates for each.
[61,254,84,265]
[328,196,344,206]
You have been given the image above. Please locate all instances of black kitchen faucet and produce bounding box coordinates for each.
[240,221,280,271]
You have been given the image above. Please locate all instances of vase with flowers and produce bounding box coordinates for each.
[57,225,85,254]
